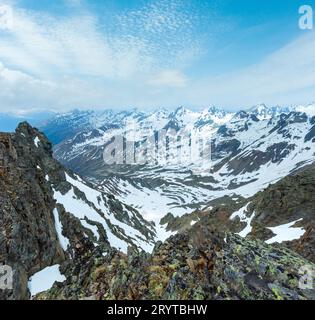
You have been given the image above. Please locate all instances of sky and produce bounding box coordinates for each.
[0,0,315,113]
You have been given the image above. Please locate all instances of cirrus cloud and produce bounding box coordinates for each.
[0,0,314,112]
[149,69,188,88]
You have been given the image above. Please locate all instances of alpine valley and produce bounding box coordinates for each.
[1,104,315,300]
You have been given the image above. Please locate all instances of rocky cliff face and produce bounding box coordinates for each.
[0,123,155,300]
[0,123,65,299]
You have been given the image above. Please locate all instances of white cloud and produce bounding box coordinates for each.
[0,10,141,79]
[149,69,188,88]
[183,31,315,109]
[0,1,314,112]
[0,3,13,30]
[0,1,205,111]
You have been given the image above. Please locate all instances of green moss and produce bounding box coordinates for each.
[272,287,284,300]
[192,286,205,300]
[168,263,179,271]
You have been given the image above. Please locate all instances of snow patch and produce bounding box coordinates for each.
[265,219,305,244]
[230,204,255,238]
[34,136,40,147]
[53,208,70,251]
[237,212,255,238]
[28,265,66,297]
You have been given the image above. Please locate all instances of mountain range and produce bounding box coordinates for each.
[40,104,315,241]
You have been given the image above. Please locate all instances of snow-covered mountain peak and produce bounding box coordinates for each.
[296,103,315,117]
[249,104,294,120]
[168,106,201,128]
[194,107,234,130]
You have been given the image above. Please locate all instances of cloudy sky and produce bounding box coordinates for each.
[0,0,314,112]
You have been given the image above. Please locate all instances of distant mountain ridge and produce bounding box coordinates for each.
[38,103,315,144]
[40,105,233,144]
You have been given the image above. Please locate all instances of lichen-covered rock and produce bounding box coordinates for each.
[37,226,315,300]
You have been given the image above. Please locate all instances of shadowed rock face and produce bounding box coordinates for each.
[0,123,65,299]
[0,122,156,300]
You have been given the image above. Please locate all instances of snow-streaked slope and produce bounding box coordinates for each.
[229,203,256,238]
[52,172,156,253]
[52,106,233,161]
[53,208,70,251]
[49,106,315,242]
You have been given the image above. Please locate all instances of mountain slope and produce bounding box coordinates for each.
[233,164,315,262]
[1,122,314,300]
[49,106,315,240]
[166,164,315,263]
[0,123,155,299]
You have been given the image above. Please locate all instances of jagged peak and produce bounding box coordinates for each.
[15,121,47,140]
[248,104,296,120]
[250,103,268,112]
[150,107,169,116]
[232,110,249,119]
[170,106,189,117]
[16,120,34,131]
[206,105,227,115]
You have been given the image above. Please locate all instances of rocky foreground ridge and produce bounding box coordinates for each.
[0,122,154,299]
[0,123,314,300]
[37,229,315,300]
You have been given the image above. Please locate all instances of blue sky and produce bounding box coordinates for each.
[0,0,315,112]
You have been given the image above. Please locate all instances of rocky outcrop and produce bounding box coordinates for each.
[0,123,65,299]
[248,165,315,262]
[37,226,315,300]
[0,123,155,300]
